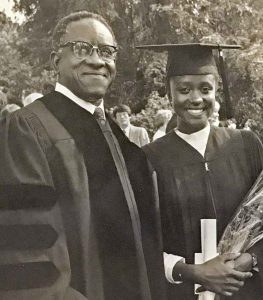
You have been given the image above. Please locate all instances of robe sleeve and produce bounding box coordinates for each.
[0,110,72,299]
[241,129,263,178]
[0,109,54,187]
[240,130,263,287]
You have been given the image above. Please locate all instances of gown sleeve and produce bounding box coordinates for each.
[240,130,263,294]
[241,129,263,178]
[0,109,72,299]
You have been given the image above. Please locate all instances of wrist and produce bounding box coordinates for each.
[172,261,198,283]
[172,261,184,281]
[191,264,205,284]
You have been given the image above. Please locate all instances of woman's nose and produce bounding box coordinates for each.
[190,90,203,103]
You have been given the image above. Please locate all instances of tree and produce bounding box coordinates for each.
[131,91,172,139]
[5,0,262,139]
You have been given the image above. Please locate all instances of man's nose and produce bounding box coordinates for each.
[84,49,105,66]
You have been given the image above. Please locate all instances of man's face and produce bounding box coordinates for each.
[52,18,117,103]
[170,74,216,133]
[115,112,130,129]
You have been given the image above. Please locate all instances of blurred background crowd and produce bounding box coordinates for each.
[0,0,262,141]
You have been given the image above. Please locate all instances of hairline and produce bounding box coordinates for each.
[52,11,116,51]
[113,105,131,118]
[167,73,219,99]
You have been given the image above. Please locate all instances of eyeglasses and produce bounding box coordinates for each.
[59,41,118,62]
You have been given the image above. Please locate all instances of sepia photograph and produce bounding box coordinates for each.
[0,0,262,299]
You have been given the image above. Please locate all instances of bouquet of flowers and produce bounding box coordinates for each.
[218,170,263,254]
[211,171,263,300]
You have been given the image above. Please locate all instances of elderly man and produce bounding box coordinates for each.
[113,104,150,147]
[0,11,166,300]
[139,43,263,300]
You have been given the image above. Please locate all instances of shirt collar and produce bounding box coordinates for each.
[123,124,131,136]
[55,82,105,117]
[174,123,210,157]
[175,123,210,139]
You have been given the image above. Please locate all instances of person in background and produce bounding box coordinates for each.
[22,92,43,106]
[152,109,172,141]
[209,100,220,127]
[139,43,263,300]
[0,103,20,117]
[243,119,253,131]
[113,104,150,147]
[0,11,166,300]
[226,118,237,129]
[0,90,8,111]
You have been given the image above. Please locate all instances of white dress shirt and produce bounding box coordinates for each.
[175,123,210,157]
[122,124,131,137]
[55,82,105,117]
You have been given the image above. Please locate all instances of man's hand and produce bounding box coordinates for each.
[194,253,252,297]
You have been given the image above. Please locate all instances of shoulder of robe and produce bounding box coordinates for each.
[142,132,174,167]
[0,107,56,187]
[143,131,174,153]
[0,107,52,155]
[240,129,263,165]
[240,128,263,145]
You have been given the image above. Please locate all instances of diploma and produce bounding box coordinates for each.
[195,219,218,300]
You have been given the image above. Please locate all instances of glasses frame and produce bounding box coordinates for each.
[58,41,118,62]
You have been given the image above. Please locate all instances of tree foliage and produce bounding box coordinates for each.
[131,91,172,139]
[2,0,262,138]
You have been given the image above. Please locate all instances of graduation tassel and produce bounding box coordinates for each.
[217,47,233,120]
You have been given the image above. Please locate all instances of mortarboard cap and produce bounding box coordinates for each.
[136,43,240,77]
[136,43,241,119]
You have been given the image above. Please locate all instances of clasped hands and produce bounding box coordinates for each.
[195,253,253,297]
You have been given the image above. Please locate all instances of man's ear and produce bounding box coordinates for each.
[50,51,60,73]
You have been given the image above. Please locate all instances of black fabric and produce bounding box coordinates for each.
[143,126,263,300]
[39,92,166,300]
[0,224,57,250]
[167,45,218,77]
[0,185,56,210]
[0,262,59,290]
[0,105,72,299]
[108,117,167,300]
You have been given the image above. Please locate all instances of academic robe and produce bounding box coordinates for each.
[143,126,263,300]
[0,91,167,300]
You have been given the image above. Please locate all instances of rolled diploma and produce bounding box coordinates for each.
[195,219,217,300]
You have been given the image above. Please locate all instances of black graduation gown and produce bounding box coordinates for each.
[0,92,167,300]
[143,126,263,300]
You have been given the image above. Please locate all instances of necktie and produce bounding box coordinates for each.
[93,109,152,299]
[93,107,105,125]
